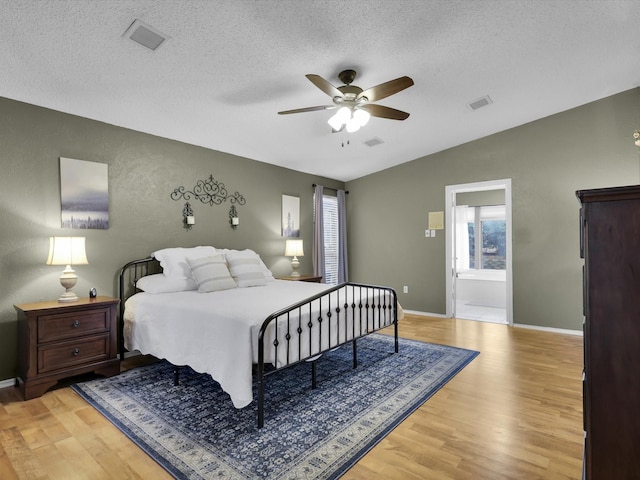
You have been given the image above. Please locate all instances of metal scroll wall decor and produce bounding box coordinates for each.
[170,174,246,230]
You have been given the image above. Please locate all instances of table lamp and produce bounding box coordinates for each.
[46,236,89,302]
[284,239,304,277]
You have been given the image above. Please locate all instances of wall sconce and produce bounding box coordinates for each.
[284,239,304,277]
[183,202,194,230]
[171,174,246,230]
[229,205,239,229]
[46,236,89,302]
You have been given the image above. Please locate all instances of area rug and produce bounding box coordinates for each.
[71,334,478,480]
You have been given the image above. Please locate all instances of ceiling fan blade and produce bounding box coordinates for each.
[278,105,334,115]
[306,74,343,98]
[360,104,410,120]
[357,76,414,103]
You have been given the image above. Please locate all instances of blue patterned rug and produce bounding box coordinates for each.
[72,334,478,479]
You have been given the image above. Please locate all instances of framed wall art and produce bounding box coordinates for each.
[60,157,109,229]
[281,194,300,237]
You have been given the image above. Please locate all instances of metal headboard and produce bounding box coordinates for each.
[117,257,161,359]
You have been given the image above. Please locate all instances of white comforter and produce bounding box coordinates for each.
[124,280,388,408]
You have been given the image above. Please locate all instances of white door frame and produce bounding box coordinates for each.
[445,179,513,325]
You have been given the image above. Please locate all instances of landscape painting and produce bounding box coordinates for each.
[60,157,109,229]
[281,194,300,237]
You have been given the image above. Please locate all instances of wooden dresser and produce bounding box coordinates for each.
[577,185,640,479]
[15,296,120,399]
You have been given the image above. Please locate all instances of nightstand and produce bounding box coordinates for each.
[277,275,323,283]
[15,296,120,400]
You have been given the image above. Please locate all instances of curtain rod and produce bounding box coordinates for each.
[312,184,349,194]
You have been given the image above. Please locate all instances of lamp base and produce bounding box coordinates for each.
[290,256,300,277]
[58,266,79,302]
[58,290,80,303]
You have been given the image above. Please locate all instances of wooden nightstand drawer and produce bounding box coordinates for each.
[15,296,120,399]
[38,308,110,343]
[38,334,110,373]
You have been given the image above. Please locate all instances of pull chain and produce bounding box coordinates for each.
[341,131,350,148]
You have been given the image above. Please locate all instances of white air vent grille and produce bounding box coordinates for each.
[467,95,493,111]
[123,19,170,51]
[364,137,384,147]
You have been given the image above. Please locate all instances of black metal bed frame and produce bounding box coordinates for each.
[118,257,399,429]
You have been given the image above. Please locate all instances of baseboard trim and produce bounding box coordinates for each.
[403,309,448,318]
[122,351,141,359]
[403,310,583,336]
[513,323,583,336]
[0,378,16,389]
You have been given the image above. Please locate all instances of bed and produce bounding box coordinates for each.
[118,246,400,428]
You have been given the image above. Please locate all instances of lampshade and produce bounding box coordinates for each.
[284,239,304,257]
[353,108,370,127]
[46,237,89,266]
[346,116,361,133]
[327,106,351,131]
[46,237,88,302]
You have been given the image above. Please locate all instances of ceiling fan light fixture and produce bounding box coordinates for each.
[328,106,351,130]
[328,114,344,131]
[353,108,370,127]
[346,117,361,133]
[335,106,351,123]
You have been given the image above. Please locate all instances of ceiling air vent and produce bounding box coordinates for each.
[467,95,493,111]
[364,137,384,147]
[123,19,170,51]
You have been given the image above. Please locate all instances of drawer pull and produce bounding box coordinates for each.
[72,320,80,328]
[73,348,80,356]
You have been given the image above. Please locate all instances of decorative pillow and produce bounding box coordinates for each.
[226,253,267,287]
[136,274,197,294]
[217,248,275,282]
[152,246,216,279]
[186,255,237,293]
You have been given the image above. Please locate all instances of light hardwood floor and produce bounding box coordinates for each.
[0,315,584,479]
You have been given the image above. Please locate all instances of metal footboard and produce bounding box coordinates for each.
[257,282,399,428]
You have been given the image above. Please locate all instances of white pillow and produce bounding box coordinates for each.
[152,246,216,279]
[226,253,267,287]
[187,255,237,293]
[136,274,197,294]
[217,248,275,282]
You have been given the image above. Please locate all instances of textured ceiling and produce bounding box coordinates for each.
[2,1,640,181]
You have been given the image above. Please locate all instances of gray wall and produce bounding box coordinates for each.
[347,88,640,331]
[0,97,343,381]
[457,189,505,206]
[2,88,639,381]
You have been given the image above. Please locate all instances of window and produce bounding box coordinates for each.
[322,195,339,284]
[467,205,506,270]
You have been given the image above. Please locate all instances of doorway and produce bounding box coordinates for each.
[445,179,513,325]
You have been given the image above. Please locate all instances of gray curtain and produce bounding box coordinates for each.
[313,184,325,281]
[337,189,348,283]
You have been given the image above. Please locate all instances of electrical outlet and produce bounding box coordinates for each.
[425,229,430,237]
[403,285,408,294]
[431,229,436,237]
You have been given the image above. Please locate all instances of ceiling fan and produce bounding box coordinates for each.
[278,69,414,133]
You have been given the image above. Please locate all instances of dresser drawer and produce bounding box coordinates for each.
[37,334,110,373]
[38,308,110,343]
[15,296,119,399]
